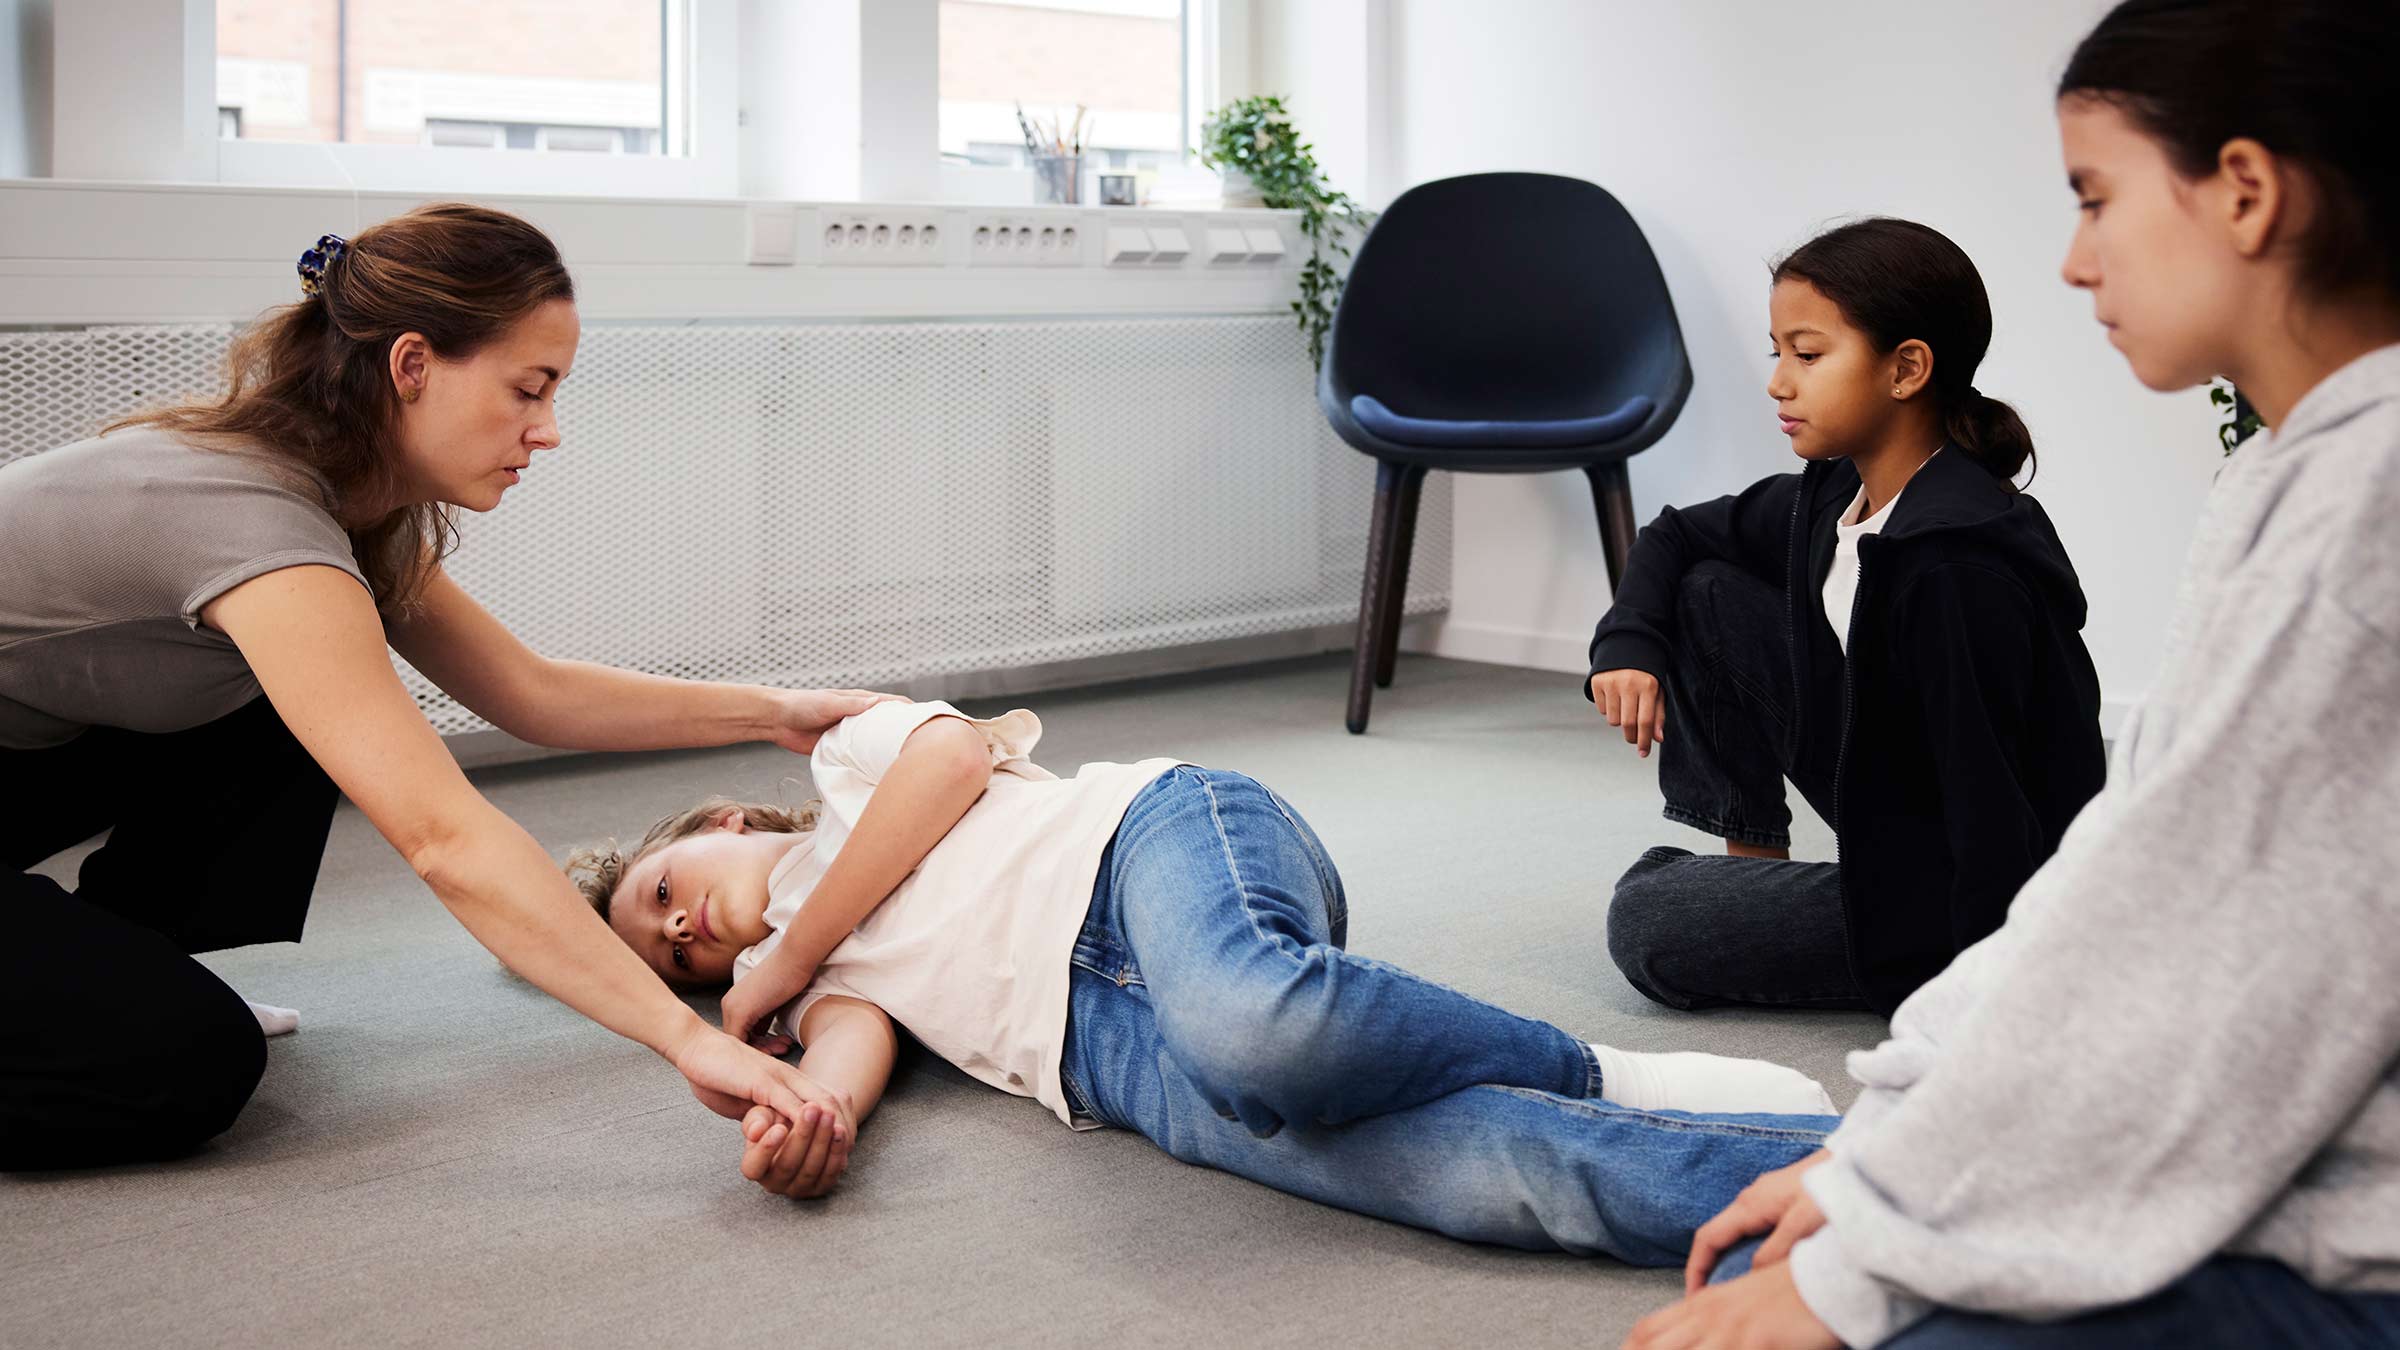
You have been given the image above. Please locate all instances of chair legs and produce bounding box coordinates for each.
[1585,459,1637,590]
[1345,459,1638,734]
[1347,461,1428,734]
[1374,465,1426,690]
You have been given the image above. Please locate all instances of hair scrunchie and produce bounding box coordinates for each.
[296,233,349,298]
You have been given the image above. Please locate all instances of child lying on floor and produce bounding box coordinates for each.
[566,699,1836,1260]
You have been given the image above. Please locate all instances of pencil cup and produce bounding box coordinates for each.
[1032,154,1083,205]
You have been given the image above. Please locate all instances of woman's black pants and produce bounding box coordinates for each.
[1,696,335,1168]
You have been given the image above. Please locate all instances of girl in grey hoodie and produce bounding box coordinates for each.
[1629,1,2400,1346]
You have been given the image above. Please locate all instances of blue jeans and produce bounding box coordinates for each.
[1710,1240,2400,1348]
[1057,767,1837,1265]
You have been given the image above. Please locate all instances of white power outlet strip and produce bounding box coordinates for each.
[819,209,951,266]
[966,212,1090,267]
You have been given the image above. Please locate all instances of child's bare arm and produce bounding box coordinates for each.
[795,995,899,1124]
[739,996,898,1199]
[721,715,993,1043]
[789,715,993,965]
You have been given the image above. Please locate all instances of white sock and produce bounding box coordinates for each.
[245,999,300,1038]
[1587,1042,1834,1116]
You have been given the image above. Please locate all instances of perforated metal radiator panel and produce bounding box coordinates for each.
[2,317,1449,737]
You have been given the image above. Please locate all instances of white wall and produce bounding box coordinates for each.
[1365,0,2219,721]
[739,0,862,200]
[1246,0,1394,204]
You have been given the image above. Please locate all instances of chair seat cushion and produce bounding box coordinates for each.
[1350,393,1655,449]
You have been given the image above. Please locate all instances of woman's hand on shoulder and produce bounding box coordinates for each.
[1590,668,1668,758]
[764,688,911,754]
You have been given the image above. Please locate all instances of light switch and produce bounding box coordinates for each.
[1104,227,1154,264]
[1242,227,1286,262]
[747,205,798,265]
[1204,228,1249,263]
[1146,227,1191,263]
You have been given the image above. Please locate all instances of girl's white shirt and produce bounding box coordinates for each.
[1823,450,1938,652]
[736,699,1181,1128]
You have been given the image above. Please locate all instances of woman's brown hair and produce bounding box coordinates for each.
[110,202,574,614]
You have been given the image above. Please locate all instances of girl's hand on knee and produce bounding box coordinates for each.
[1750,1190,1826,1273]
[1626,1262,1839,1350]
[1590,669,1667,758]
[1685,1148,1831,1293]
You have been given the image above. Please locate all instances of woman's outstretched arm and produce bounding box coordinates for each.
[203,565,848,1179]
[388,566,897,753]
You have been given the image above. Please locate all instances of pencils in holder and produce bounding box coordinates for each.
[1017,103,1093,204]
[1014,102,1046,161]
[1015,103,1094,159]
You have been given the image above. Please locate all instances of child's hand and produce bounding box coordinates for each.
[1685,1148,1832,1293]
[722,955,819,1050]
[1591,668,1668,758]
[1625,1260,1838,1350]
[740,1095,857,1199]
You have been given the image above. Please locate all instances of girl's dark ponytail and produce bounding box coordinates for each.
[1773,217,2034,489]
[1946,386,2037,486]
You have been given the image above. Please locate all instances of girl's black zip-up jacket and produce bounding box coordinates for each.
[1585,447,2107,1015]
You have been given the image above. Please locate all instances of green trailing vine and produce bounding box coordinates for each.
[1198,96,1376,369]
[2209,379,2264,454]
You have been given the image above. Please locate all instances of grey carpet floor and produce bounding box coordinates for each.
[4,655,1885,1349]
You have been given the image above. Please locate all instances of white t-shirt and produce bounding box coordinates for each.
[1823,456,1933,653]
[734,699,1182,1129]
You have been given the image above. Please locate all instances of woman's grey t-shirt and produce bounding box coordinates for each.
[0,425,371,749]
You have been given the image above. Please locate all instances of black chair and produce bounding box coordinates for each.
[1319,171,1692,733]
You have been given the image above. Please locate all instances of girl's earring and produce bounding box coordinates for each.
[401,388,419,403]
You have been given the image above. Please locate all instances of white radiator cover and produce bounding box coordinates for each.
[1,317,1451,737]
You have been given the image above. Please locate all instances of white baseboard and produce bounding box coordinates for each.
[1405,619,1591,675]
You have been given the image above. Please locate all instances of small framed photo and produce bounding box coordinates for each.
[1097,171,1140,207]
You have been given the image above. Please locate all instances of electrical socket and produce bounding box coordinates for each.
[965,212,1089,267]
[818,209,950,266]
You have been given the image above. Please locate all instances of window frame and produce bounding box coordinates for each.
[61,0,1235,204]
[936,0,1212,169]
[203,0,738,198]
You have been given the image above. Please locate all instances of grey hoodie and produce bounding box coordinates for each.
[1791,344,2400,1346]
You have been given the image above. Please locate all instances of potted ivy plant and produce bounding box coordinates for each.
[1198,95,1376,369]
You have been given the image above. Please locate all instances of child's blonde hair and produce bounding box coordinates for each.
[563,794,819,921]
